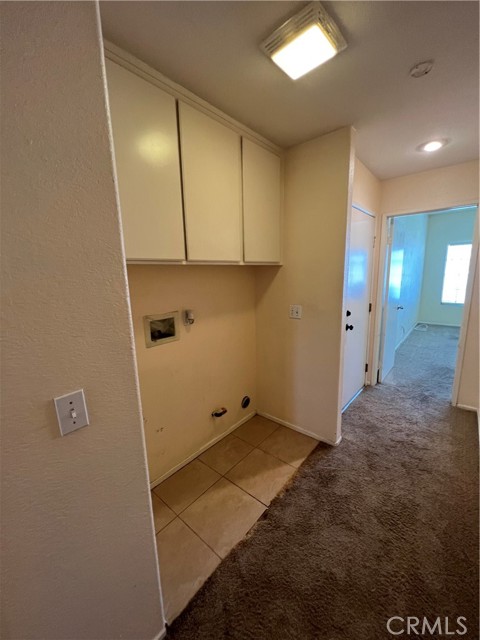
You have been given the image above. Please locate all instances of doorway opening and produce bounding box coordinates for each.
[378,205,477,398]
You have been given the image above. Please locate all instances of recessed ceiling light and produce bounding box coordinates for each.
[417,139,448,153]
[262,2,347,80]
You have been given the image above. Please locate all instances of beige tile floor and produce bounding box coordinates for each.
[151,415,317,623]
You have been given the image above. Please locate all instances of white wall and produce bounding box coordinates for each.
[1,4,164,639]
[392,214,428,346]
[256,127,354,444]
[353,158,381,214]
[419,208,477,326]
[127,265,257,483]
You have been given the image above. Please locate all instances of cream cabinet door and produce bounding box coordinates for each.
[178,102,242,262]
[242,139,282,263]
[106,60,185,261]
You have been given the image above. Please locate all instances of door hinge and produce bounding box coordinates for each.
[373,235,376,248]
[368,302,372,313]
[365,363,369,373]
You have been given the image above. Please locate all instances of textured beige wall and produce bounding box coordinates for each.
[256,127,354,444]
[1,3,164,638]
[353,158,381,214]
[127,265,257,483]
[380,160,479,215]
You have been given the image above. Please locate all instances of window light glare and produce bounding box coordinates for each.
[271,24,337,80]
[421,140,444,153]
[441,243,472,304]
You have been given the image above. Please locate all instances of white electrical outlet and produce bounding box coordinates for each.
[289,304,303,319]
[54,389,89,436]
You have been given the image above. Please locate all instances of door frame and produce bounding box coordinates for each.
[451,213,479,406]
[371,204,479,400]
[377,216,395,382]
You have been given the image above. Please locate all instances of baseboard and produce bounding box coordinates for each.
[149,410,256,489]
[455,403,478,413]
[152,627,166,640]
[342,387,364,413]
[256,411,341,447]
[395,323,416,350]
[416,321,461,328]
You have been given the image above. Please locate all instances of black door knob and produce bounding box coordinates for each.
[346,310,352,317]
[346,324,354,331]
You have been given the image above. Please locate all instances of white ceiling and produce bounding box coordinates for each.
[100,1,479,179]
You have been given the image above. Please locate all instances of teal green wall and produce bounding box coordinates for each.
[419,207,477,326]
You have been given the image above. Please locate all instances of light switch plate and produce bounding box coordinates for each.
[54,389,89,436]
[289,304,303,319]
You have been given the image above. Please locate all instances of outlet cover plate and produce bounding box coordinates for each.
[289,304,303,319]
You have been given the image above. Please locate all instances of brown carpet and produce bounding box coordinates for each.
[167,325,479,639]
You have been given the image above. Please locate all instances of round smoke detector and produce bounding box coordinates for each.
[409,60,434,78]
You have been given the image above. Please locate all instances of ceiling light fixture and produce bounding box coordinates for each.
[417,139,448,153]
[409,60,434,78]
[262,2,347,80]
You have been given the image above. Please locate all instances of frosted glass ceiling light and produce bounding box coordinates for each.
[262,2,347,80]
[417,139,448,153]
[423,141,443,152]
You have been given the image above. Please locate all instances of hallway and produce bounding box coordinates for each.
[167,326,479,639]
[384,324,461,400]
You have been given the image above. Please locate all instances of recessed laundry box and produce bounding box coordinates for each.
[143,312,179,348]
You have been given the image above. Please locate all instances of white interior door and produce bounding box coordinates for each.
[342,207,375,408]
[380,218,400,380]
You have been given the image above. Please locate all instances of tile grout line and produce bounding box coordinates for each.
[153,460,222,516]
[225,459,297,508]
[235,423,282,448]
[175,510,223,560]
[198,437,255,477]
[250,445,298,470]
[223,459,273,507]
[174,475,268,551]
[197,431,300,506]
[156,445,302,524]
[177,482,267,556]
[155,421,282,511]
[235,424,317,468]
[154,420,313,533]
[153,418,317,623]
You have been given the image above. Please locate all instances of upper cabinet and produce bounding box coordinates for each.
[242,139,282,263]
[106,60,185,261]
[178,102,243,262]
[105,55,282,265]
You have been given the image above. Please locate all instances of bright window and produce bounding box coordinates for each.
[389,249,404,300]
[441,243,472,304]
